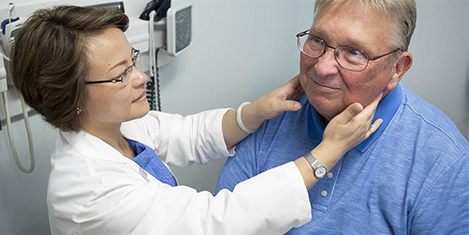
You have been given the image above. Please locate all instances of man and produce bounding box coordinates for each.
[216,0,469,234]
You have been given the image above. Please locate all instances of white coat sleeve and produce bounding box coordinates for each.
[121,109,232,167]
[75,162,311,235]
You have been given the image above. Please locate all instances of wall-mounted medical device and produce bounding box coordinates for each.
[138,0,193,111]
[0,3,24,58]
[167,4,192,56]
[0,3,35,174]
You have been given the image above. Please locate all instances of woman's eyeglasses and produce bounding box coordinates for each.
[85,48,140,86]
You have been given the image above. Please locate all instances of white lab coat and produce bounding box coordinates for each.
[47,109,311,235]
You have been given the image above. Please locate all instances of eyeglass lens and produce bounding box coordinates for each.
[121,49,140,85]
[297,33,369,71]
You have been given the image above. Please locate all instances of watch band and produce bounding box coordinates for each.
[303,151,328,179]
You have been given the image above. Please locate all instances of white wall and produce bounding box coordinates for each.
[0,115,54,234]
[0,0,467,234]
[161,0,315,193]
[405,0,468,141]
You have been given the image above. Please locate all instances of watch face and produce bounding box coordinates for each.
[315,167,327,178]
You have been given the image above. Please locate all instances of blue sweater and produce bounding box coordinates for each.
[217,83,469,234]
[128,138,177,187]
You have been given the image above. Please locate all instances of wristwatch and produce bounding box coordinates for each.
[303,152,327,179]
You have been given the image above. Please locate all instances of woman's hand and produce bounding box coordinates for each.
[240,75,304,131]
[313,93,384,168]
[222,75,303,149]
[295,93,383,189]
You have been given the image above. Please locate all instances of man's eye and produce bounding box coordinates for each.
[311,36,323,44]
[348,48,363,56]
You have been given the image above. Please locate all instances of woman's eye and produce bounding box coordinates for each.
[121,66,131,78]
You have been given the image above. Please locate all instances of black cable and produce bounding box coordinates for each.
[146,71,156,111]
[141,2,168,111]
[155,48,161,111]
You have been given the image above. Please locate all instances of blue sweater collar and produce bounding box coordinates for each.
[307,83,403,152]
[126,138,177,186]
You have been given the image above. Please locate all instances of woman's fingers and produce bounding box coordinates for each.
[354,93,383,137]
[355,93,382,122]
[282,75,302,99]
[366,118,383,138]
[331,102,364,125]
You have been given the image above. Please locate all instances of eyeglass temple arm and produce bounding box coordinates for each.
[369,48,402,60]
[85,79,120,85]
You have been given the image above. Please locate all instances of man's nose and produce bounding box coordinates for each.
[314,47,339,76]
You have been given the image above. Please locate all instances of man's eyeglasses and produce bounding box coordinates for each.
[85,48,140,86]
[296,30,401,72]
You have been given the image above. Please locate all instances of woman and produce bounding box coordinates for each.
[11,5,382,235]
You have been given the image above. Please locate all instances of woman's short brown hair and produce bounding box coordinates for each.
[11,5,129,132]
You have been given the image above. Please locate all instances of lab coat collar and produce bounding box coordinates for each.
[59,130,129,163]
[307,83,403,153]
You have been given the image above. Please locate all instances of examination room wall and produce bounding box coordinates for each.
[0,0,467,234]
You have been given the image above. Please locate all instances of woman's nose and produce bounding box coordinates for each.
[132,67,148,86]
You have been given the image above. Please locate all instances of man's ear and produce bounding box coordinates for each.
[386,51,413,91]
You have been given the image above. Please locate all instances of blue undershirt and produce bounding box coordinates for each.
[127,138,177,187]
[216,83,469,234]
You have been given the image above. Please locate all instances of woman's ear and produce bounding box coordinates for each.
[386,51,413,91]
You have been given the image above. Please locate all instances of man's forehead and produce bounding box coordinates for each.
[311,4,392,54]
